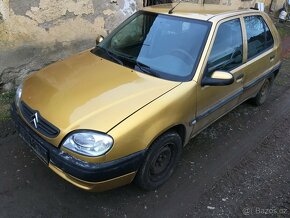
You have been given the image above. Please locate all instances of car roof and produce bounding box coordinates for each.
[143,3,259,21]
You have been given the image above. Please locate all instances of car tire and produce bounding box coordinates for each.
[252,78,273,106]
[135,131,182,191]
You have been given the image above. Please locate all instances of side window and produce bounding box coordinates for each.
[244,15,274,59]
[207,19,243,75]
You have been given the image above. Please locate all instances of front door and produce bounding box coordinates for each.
[193,17,245,135]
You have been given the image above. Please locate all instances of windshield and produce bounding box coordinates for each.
[92,11,211,82]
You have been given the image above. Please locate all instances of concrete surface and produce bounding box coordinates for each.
[0,0,142,91]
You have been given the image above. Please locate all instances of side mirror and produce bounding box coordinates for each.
[201,70,234,86]
[96,35,104,46]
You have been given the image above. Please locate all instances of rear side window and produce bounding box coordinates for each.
[207,18,243,75]
[244,15,274,59]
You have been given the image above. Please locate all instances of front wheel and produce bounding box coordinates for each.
[135,131,182,190]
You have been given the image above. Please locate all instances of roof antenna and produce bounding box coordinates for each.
[168,0,182,14]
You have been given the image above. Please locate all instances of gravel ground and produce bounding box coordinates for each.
[187,109,290,217]
[0,27,290,218]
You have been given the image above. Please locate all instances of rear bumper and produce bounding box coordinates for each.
[11,103,146,191]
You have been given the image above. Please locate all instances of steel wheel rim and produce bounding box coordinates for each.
[149,144,174,181]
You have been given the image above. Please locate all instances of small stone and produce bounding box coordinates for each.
[31,7,39,12]
[3,82,13,91]
[103,9,115,16]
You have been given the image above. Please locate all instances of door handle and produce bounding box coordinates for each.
[270,55,275,62]
[236,73,244,82]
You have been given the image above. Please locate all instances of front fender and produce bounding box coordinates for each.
[106,82,197,162]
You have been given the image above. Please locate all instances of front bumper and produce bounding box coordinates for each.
[11,104,146,191]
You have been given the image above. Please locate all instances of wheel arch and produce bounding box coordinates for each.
[272,68,279,79]
[169,124,187,146]
[149,123,187,149]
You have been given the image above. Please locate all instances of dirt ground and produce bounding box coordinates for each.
[1,30,290,218]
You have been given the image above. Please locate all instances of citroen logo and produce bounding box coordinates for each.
[31,112,39,128]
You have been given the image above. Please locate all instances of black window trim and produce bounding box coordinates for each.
[243,14,275,61]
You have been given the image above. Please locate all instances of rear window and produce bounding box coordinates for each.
[244,15,274,59]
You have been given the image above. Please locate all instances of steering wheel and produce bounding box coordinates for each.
[170,49,194,64]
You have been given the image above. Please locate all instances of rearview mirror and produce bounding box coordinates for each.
[201,71,234,86]
[96,35,104,46]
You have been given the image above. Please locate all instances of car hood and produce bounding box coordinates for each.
[21,50,180,136]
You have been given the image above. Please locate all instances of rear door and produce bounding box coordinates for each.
[239,14,276,101]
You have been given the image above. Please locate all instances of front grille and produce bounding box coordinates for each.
[20,101,60,138]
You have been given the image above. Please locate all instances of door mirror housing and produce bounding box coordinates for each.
[201,71,234,86]
[96,35,104,46]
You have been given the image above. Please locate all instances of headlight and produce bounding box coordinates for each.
[15,83,23,108]
[62,131,114,157]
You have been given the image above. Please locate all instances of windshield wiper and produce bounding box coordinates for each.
[96,48,160,78]
[117,54,160,78]
[97,46,123,65]
[135,61,160,78]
